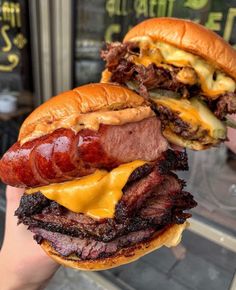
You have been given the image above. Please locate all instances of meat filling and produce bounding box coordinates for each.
[0,117,168,188]
[31,227,157,260]
[15,151,197,259]
[101,42,236,118]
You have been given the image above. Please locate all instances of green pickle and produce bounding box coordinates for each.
[127,81,227,141]
[190,98,226,140]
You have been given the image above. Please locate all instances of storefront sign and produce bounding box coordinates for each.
[0,0,31,92]
[104,0,236,47]
[0,1,28,72]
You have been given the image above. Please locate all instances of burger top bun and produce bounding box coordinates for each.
[124,17,236,81]
[41,223,187,271]
[19,83,147,144]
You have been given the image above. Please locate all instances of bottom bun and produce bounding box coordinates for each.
[162,127,215,150]
[40,222,187,271]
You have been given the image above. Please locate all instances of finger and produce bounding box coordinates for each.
[5,186,25,205]
[5,186,25,232]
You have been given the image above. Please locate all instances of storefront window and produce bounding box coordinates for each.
[0,0,33,156]
[74,0,236,86]
[0,0,32,89]
[0,0,33,209]
[0,1,235,287]
[73,0,236,239]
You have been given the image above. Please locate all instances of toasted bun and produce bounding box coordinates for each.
[161,128,213,150]
[19,83,146,144]
[124,17,236,81]
[40,223,187,271]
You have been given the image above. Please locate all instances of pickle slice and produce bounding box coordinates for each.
[126,80,227,141]
[151,95,226,141]
[190,98,226,140]
[225,116,236,129]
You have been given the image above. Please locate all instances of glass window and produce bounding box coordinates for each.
[0,0,33,199]
[73,0,236,266]
[74,0,236,86]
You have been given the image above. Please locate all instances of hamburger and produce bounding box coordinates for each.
[101,17,236,150]
[0,83,196,270]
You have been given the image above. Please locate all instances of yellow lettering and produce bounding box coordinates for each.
[106,0,116,17]
[184,0,208,10]
[13,33,27,49]
[1,25,12,52]
[205,12,223,31]
[149,0,157,17]
[0,54,19,72]
[115,0,122,16]
[134,0,148,18]
[121,0,128,16]
[224,8,236,42]
[2,2,10,22]
[167,0,175,17]
[157,0,167,17]
[2,2,21,28]
[106,0,127,16]
[10,2,15,27]
[105,24,121,42]
[15,3,21,27]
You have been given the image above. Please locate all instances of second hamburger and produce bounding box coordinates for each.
[101,17,236,150]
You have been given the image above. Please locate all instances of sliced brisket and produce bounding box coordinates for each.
[15,192,50,219]
[115,169,164,221]
[15,146,197,259]
[16,165,196,242]
[214,92,236,119]
[31,227,156,259]
[101,42,191,99]
[101,42,236,117]
[100,42,138,70]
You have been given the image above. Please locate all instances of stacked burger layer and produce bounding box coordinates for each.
[0,18,235,270]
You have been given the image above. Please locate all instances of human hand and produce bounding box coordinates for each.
[0,186,60,290]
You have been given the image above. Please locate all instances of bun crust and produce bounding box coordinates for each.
[40,223,187,271]
[19,83,146,143]
[124,17,236,80]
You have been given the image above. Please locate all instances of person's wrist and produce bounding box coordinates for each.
[0,251,48,290]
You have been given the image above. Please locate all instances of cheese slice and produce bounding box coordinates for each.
[153,98,207,129]
[151,96,226,140]
[129,37,236,97]
[26,160,146,219]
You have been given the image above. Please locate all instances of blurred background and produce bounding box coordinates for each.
[0,0,236,289]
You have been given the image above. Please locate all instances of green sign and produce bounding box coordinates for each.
[104,0,236,48]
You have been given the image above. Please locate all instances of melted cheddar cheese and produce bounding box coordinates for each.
[153,98,211,132]
[129,36,236,98]
[151,97,226,140]
[26,160,146,219]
